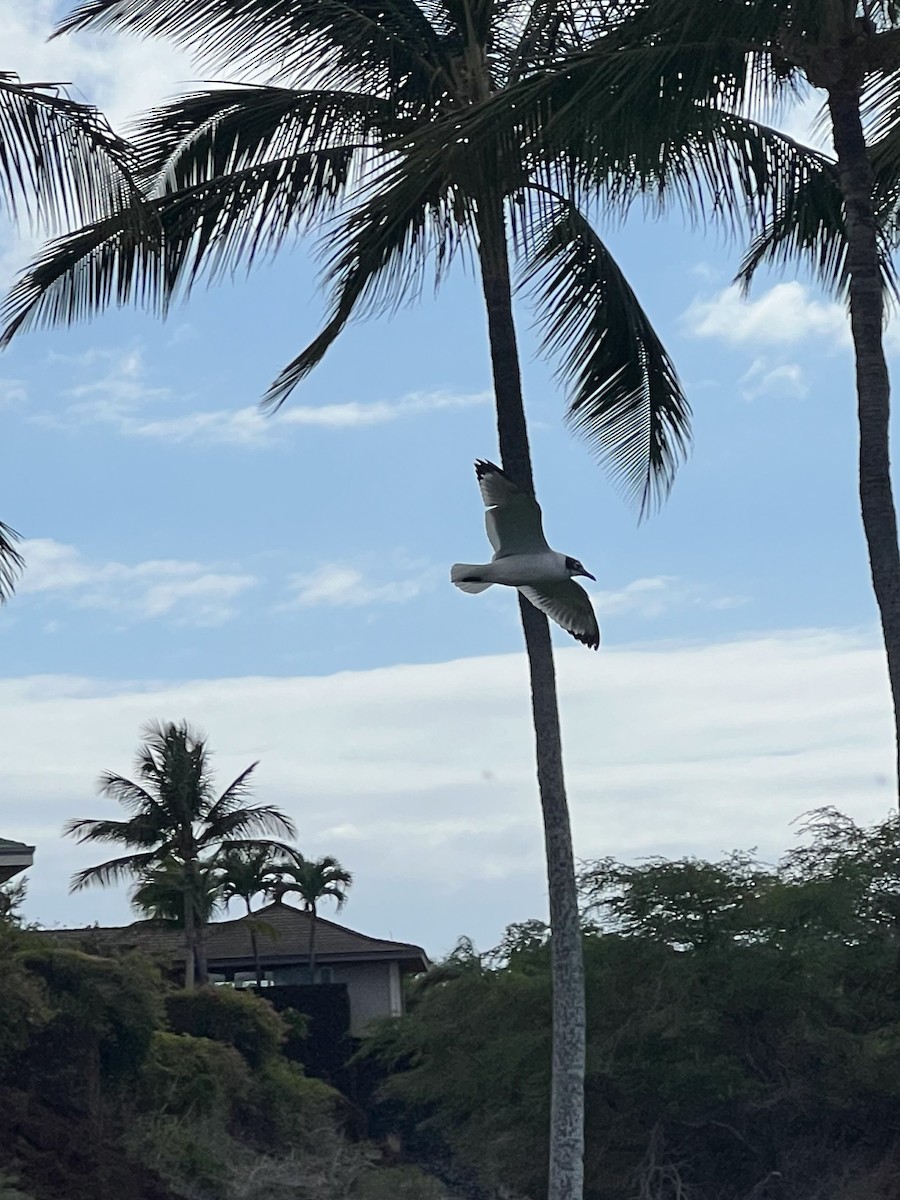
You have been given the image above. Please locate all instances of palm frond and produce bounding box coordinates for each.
[134,85,391,191]
[0,210,166,348]
[263,163,475,407]
[202,761,261,824]
[62,814,168,849]
[0,72,143,231]
[200,805,297,845]
[69,850,159,891]
[735,133,900,304]
[0,520,24,602]
[56,0,448,97]
[95,771,163,815]
[0,140,363,347]
[519,195,689,516]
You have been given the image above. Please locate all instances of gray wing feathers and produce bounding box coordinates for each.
[475,460,549,557]
[518,581,600,650]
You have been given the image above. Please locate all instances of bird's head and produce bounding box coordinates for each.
[564,556,595,581]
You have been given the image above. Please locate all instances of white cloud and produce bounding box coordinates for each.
[0,1,196,131]
[127,390,490,445]
[17,538,256,626]
[36,349,490,444]
[594,576,746,618]
[683,282,849,347]
[739,358,808,401]
[285,564,425,608]
[3,628,893,953]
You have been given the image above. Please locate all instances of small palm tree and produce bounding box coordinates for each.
[131,855,224,981]
[217,844,290,985]
[64,719,297,987]
[131,856,223,925]
[270,855,352,982]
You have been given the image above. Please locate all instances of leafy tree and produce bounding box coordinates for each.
[364,818,900,1199]
[0,4,823,1192]
[63,719,297,988]
[0,877,28,926]
[270,855,352,980]
[578,851,777,949]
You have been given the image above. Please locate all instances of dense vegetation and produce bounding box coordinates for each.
[0,907,444,1200]
[8,808,900,1199]
[362,809,900,1200]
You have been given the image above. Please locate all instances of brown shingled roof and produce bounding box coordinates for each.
[43,900,429,972]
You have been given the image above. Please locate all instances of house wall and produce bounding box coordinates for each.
[329,961,398,1035]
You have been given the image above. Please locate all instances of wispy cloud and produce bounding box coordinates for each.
[594,576,746,619]
[739,358,808,401]
[36,349,489,445]
[284,563,426,609]
[128,389,490,445]
[17,538,257,626]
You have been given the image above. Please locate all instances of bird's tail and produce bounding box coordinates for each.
[451,564,492,594]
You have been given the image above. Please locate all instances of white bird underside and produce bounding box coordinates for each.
[451,460,600,650]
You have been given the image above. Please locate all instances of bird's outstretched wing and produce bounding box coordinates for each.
[475,460,550,557]
[518,581,600,650]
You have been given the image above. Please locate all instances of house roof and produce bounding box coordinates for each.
[0,838,34,885]
[44,900,429,972]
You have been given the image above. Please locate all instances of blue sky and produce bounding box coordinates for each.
[0,2,895,958]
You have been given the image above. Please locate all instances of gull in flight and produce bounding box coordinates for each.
[451,460,600,650]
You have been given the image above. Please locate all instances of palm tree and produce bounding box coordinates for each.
[131,854,224,981]
[64,719,298,987]
[131,855,223,924]
[0,71,145,599]
[6,5,825,1195]
[217,844,289,985]
[269,855,352,982]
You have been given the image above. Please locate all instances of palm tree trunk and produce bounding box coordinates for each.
[183,888,196,990]
[195,922,209,986]
[829,84,900,801]
[308,904,318,981]
[474,190,585,1200]
[245,899,263,987]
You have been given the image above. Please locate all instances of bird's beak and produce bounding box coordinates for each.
[579,570,596,582]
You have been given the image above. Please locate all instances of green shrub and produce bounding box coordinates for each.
[0,958,50,1074]
[239,1057,338,1151]
[123,1113,231,1197]
[13,947,164,1110]
[138,1030,251,1122]
[166,987,285,1068]
[351,1166,449,1199]
[0,1171,36,1200]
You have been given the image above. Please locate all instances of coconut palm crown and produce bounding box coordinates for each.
[64,719,298,986]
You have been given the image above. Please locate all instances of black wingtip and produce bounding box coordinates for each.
[569,628,600,650]
[474,459,502,480]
